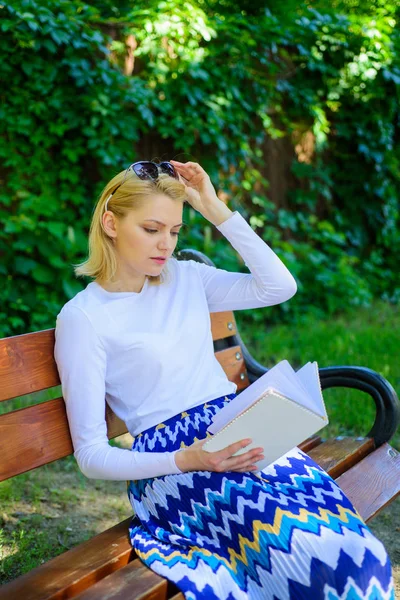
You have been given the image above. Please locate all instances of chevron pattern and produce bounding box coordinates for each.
[127,394,395,600]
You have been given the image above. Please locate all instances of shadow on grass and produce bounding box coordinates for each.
[0,442,134,585]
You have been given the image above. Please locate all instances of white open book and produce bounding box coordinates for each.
[203,360,329,471]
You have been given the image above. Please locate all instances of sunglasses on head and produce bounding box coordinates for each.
[104,161,179,212]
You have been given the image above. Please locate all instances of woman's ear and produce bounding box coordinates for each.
[102,212,118,240]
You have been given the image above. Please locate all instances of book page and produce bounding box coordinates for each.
[296,362,325,413]
[280,360,325,416]
[208,360,326,434]
[210,360,308,433]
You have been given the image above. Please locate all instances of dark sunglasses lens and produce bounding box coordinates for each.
[132,162,159,180]
[160,162,178,179]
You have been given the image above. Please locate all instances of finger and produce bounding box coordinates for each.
[229,452,264,470]
[172,161,202,175]
[224,461,260,472]
[217,438,252,461]
[226,459,262,473]
[171,160,198,167]
[170,162,191,175]
[236,465,260,473]
[173,166,199,184]
[170,160,193,169]
[196,438,208,448]
[178,173,190,185]
[224,449,264,470]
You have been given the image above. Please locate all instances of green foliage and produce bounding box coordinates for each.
[0,0,399,336]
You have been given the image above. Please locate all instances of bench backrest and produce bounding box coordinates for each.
[0,284,249,483]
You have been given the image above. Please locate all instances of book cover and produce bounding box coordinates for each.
[203,361,329,470]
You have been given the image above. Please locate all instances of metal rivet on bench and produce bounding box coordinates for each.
[227,322,233,330]
[235,352,241,360]
[388,448,398,458]
[240,373,245,380]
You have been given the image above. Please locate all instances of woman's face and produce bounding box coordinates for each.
[105,193,184,278]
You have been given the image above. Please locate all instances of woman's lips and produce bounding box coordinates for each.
[151,258,166,264]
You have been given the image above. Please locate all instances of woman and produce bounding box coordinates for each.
[54,160,394,600]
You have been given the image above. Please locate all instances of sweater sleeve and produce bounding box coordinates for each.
[194,210,297,312]
[54,305,183,481]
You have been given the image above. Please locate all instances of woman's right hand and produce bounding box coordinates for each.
[174,437,264,473]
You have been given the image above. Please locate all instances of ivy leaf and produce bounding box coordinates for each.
[32,265,54,284]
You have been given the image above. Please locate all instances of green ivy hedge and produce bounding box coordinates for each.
[0,0,399,337]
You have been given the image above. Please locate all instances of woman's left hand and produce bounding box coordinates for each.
[170,160,220,216]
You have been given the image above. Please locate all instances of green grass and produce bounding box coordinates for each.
[0,455,130,583]
[1,300,399,585]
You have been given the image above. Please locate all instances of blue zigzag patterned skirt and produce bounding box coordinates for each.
[126,393,395,600]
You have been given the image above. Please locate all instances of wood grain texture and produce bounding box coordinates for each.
[0,517,134,600]
[210,311,237,340]
[0,399,128,481]
[0,329,59,402]
[73,558,168,600]
[308,437,375,478]
[214,345,250,391]
[336,442,400,522]
[298,434,322,453]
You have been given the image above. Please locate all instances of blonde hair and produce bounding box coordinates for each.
[73,170,187,285]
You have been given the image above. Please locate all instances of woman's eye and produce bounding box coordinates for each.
[144,228,179,236]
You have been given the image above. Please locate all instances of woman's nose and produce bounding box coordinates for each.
[158,234,174,250]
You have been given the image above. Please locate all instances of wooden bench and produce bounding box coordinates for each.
[1,248,400,600]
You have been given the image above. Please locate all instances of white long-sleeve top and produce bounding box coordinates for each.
[54,210,297,481]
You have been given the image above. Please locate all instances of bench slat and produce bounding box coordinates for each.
[0,399,128,481]
[0,437,379,600]
[214,345,250,390]
[297,434,322,453]
[210,311,237,339]
[73,558,168,600]
[0,517,133,600]
[308,437,375,478]
[0,329,59,402]
[0,313,237,402]
[336,442,400,522]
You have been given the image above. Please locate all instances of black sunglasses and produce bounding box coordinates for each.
[104,161,179,212]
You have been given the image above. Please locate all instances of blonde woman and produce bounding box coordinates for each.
[54,160,394,599]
